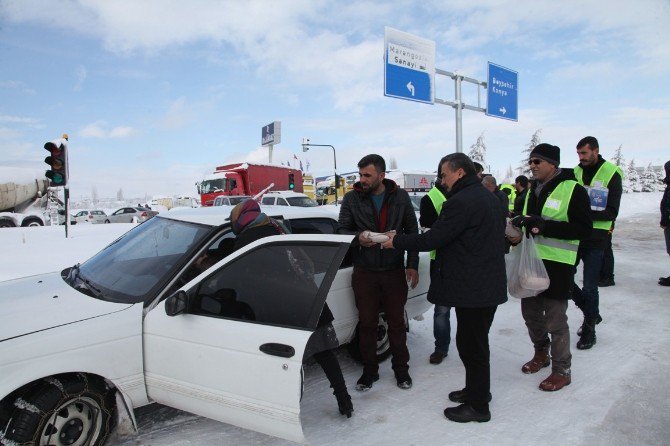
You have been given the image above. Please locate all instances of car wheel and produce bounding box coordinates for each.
[0,218,16,228]
[105,219,110,223]
[347,312,392,363]
[21,217,44,227]
[3,375,116,446]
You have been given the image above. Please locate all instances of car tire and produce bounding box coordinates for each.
[105,219,110,223]
[0,218,16,228]
[347,312,392,363]
[3,374,116,446]
[21,217,44,227]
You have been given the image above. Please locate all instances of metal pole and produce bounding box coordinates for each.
[268,144,273,164]
[64,187,69,238]
[455,75,463,153]
[331,145,338,206]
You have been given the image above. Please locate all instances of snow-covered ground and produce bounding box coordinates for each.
[1,193,668,446]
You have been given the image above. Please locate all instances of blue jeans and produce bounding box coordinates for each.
[433,305,451,354]
[572,246,604,320]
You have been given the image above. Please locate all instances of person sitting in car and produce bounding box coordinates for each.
[229,199,354,418]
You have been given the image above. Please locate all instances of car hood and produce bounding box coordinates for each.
[0,272,134,342]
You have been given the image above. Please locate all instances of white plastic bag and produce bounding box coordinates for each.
[506,234,550,298]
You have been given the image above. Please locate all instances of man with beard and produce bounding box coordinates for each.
[571,136,623,349]
[337,154,419,391]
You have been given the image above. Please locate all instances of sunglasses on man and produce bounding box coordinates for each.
[528,158,543,165]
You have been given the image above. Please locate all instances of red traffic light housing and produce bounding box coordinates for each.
[44,135,68,187]
[288,173,295,190]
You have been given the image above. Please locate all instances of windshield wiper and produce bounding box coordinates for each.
[69,263,104,299]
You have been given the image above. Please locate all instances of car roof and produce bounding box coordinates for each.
[262,191,308,198]
[163,203,340,226]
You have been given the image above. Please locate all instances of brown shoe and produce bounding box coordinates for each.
[539,373,571,391]
[521,350,550,374]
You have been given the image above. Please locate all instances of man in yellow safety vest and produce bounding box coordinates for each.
[508,143,591,392]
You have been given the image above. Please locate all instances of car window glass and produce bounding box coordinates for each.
[193,243,340,329]
[277,198,288,206]
[261,197,274,205]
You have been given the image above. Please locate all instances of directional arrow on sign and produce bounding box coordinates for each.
[406,81,415,97]
[499,107,507,115]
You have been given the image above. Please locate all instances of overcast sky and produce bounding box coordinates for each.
[1,0,668,198]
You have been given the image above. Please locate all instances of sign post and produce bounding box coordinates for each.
[261,121,281,163]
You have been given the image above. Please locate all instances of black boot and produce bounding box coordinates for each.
[577,319,597,350]
[334,388,353,418]
[577,314,602,336]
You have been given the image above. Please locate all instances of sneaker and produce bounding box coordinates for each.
[448,388,492,404]
[539,372,571,391]
[355,373,379,392]
[598,277,615,287]
[429,351,447,365]
[443,403,491,423]
[395,371,413,390]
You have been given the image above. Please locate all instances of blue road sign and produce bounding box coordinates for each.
[486,62,518,121]
[384,27,435,104]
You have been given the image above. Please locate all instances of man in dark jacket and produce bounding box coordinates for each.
[482,175,510,213]
[660,160,670,286]
[512,175,529,217]
[337,154,419,391]
[509,143,591,392]
[383,153,507,423]
[571,136,623,350]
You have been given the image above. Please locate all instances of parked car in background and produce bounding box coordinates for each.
[212,195,252,206]
[261,191,318,207]
[57,209,77,225]
[0,205,430,445]
[73,209,108,224]
[105,207,158,223]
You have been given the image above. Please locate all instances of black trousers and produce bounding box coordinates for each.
[455,306,497,413]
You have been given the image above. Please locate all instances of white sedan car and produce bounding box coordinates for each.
[0,205,430,445]
[72,209,108,224]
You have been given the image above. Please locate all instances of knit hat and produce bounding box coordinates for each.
[529,143,560,167]
[230,199,261,234]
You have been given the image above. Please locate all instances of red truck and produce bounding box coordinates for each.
[197,162,303,207]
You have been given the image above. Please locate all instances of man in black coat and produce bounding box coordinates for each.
[383,153,507,423]
[509,143,591,392]
[512,175,529,217]
[338,154,419,391]
[660,160,670,286]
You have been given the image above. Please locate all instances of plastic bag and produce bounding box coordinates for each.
[506,234,550,298]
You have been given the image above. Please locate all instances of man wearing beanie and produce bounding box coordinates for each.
[571,136,623,349]
[509,143,591,391]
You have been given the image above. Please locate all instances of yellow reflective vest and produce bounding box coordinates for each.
[523,180,580,265]
[499,184,516,211]
[574,161,623,231]
[427,186,447,260]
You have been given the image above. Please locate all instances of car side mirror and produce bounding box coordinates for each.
[165,290,189,316]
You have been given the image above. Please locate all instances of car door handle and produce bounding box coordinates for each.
[259,343,295,358]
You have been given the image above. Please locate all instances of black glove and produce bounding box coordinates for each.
[522,215,545,235]
[510,215,525,228]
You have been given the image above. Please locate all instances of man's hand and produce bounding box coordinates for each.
[380,231,396,249]
[406,268,419,289]
[523,215,546,235]
[358,231,377,247]
[507,234,522,244]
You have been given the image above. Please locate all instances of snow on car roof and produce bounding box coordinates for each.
[162,203,340,226]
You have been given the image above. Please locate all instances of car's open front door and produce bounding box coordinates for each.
[143,234,353,444]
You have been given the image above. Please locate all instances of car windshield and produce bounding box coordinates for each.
[286,196,319,207]
[75,216,213,304]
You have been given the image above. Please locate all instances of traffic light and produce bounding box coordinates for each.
[288,173,295,190]
[44,134,69,187]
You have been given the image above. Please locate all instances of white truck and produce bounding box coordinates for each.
[0,166,53,228]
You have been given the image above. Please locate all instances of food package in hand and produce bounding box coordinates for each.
[519,274,550,291]
[366,231,390,243]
